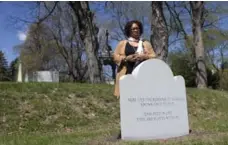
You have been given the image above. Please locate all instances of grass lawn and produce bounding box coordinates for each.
[1,82,228,145]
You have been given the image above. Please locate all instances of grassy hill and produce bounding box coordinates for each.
[1,82,228,145]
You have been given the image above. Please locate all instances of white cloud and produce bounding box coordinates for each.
[17,31,27,41]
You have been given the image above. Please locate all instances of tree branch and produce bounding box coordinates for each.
[37,2,59,24]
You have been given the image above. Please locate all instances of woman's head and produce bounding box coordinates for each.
[124,20,143,39]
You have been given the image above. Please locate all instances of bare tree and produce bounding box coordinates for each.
[69,2,102,83]
[164,1,228,54]
[15,23,57,73]
[11,2,102,83]
[45,2,88,82]
[99,2,151,41]
[190,1,207,88]
[163,2,228,88]
[151,2,169,61]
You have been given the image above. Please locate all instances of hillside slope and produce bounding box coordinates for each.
[1,83,228,145]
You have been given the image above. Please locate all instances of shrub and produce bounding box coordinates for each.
[169,52,196,87]
[219,69,228,91]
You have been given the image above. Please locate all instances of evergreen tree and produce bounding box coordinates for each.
[9,57,19,81]
[0,50,9,81]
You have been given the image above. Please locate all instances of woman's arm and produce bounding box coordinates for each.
[113,40,126,66]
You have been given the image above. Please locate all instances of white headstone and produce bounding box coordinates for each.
[119,59,189,140]
[17,61,22,82]
[25,72,28,82]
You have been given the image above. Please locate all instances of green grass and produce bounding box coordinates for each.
[1,82,228,144]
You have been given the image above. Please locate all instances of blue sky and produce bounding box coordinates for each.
[0,2,32,64]
[1,1,228,67]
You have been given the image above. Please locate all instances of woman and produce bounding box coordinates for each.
[113,20,156,98]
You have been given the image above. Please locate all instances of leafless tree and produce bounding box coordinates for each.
[44,2,88,82]
[99,2,151,41]
[11,2,102,83]
[151,2,169,61]
[190,1,207,88]
[68,2,102,83]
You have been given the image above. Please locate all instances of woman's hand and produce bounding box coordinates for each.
[135,53,149,61]
[125,54,138,62]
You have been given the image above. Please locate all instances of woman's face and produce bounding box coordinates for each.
[130,23,140,39]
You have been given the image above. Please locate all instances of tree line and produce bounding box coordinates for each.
[1,1,228,89]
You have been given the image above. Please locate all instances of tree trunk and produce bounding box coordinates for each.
[190,2,207,88]
[151,2,169,62]
[69,2,102,83]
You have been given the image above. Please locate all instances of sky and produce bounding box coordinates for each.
[0,2,33,64]
[1,1,228,68]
